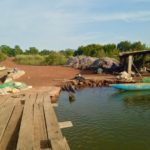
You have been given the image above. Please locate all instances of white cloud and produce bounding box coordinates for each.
[92,11,150,22]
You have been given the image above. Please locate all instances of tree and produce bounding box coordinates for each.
[117,41,132,52]
[75,44,104,57]
[0,45,15,56]
[60,49,74,57]
[40,49,50,55]
[131,41,146,51]
[25,47,39,55]
[14,45,23,55]
[103,44,116,52]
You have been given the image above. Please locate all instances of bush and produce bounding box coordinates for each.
[45,52,67,65]
[15,53,67,66]
[15,55,46,65]
[0,52,7,62]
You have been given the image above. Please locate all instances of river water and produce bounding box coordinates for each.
[55,87,150,150]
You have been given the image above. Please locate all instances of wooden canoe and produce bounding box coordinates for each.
[110,83,150,91]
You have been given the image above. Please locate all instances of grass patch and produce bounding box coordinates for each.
[15,53,67,65]
[45,53,67,65]
[15,55,46,65]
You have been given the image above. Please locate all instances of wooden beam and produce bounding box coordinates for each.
[120,50,150,57]
[128,55,133,75]
[59,121,73,129]
[43,94,70,150]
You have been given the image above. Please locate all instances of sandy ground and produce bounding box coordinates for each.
[0,58,115,87]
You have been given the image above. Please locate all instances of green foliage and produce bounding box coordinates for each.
[15,53,67,65]
[117,41,147,52]
[25,47,39,55]
[60,49,74,58]
[45,52,67,65]
[1,40,149,66]
[131,41,146,51]
[0,45,15,56]
[75,44,105,57]
[15,55,46,65]
[75,44,119,58]
[40,49,51,55]
[0,52,7,62]
[117,41,132,52]
[14,45,23,55]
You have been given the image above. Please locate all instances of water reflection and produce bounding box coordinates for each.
[112,91,150,108]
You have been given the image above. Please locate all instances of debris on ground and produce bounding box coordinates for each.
[0,66,6,71]
[116,71,133,82]
[90,57,120,73]
[4,68,25,83]
[0,66,31,95]
[65,56,121,73]
[0,81,32,95]
[65,56,97,69]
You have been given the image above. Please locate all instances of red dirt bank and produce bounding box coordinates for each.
[1,58,115,88]
[1,58,80,87]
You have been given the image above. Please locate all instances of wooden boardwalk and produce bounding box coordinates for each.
[0,87,70,150]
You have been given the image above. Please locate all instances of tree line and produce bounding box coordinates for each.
[0,41,149,59]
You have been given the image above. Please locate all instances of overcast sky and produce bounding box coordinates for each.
[0,0,150,50]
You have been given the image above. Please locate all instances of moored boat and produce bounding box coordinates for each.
[110,83,150,91]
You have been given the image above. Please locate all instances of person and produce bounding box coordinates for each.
[74,74,85,82]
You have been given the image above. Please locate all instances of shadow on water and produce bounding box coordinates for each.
[68,93,76,103]
[111,90,150,109]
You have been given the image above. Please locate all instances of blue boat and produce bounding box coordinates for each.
[110,83,150,91]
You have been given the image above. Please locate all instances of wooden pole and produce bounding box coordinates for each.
[128,55,133,75]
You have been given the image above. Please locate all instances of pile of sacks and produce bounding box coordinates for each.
[65,56,120,73]
[65,56,97,69]
[116,71,133,82]
[0,82,32,95]
[0,66,32,95]
[4,68,25,83]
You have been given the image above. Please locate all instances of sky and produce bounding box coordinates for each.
[0,0,150,50]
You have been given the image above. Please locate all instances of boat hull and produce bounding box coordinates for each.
[110,83,150,91]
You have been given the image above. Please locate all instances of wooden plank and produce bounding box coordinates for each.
[17,94,37,150]
[59,121,73,129]
[36,93,44,104]
[0,103,23,150]
[49,87,61,97]
[43,93,70,150]
[43,93,63,139]
[33,103,50,150]
[0,96,9,106]
[0,98,15,137]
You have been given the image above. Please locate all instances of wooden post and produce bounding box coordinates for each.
[128,55,133,75]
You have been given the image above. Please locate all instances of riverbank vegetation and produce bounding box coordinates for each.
[0,41,150,65]
[0,52,7,62]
